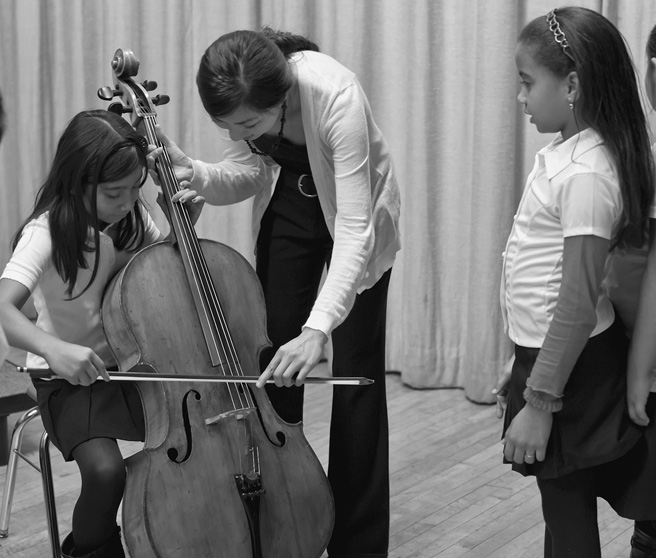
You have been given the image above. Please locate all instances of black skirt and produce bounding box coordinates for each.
[596,393,656,519]
[502,319,641,480]
[32,378,145,461]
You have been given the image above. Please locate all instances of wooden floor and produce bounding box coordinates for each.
[0,366,635,558]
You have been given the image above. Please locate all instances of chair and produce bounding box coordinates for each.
[0,386,61,558]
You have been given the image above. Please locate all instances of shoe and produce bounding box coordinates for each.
[60,526,125,558]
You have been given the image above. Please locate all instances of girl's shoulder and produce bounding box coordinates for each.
[546,129,617,182]
[25,211,49,226]
[3,212,54,288]
[17,212,52,243]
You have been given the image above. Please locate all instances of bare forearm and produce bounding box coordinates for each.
[0,303,62,362]
[628,234,656,378]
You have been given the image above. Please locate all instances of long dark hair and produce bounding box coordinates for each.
[196,27,319,119]
[519,7,654,250]
[12,110,149,297]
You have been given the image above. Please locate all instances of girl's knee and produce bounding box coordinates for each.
[80,459,126,493]
[74,441,127,491]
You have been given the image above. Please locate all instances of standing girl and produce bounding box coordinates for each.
[152,27,400,558]
[622,21,656,558]
[500,7,654,557]
[0,110,203,558]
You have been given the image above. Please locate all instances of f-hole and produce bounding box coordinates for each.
[167,390,201,463]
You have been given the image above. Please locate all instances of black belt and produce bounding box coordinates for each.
[297,174,318,198]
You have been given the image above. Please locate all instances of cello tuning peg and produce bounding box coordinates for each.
[97,86,120,101]
[107,102,131,116]
[142,80,158,91]
[152,94,170,106]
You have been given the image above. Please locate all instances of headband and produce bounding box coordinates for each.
[546,9,575,62]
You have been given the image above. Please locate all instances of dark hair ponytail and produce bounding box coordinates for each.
[260,26,319,57]
[196,28,319,120]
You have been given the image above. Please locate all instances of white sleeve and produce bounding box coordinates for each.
[189,141,275,206]
[0,218,52,292]
[559,173,622,240]
[304,82,375,335]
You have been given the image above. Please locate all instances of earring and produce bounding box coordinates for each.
[567,97,574,110]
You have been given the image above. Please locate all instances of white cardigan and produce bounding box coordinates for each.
[190,50,401,336]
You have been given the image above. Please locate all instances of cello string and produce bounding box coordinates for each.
[149,130,256,409]
[151,139,257,481]
[144,116,254,410]
[142,117,241,382]
[141,117,241,398]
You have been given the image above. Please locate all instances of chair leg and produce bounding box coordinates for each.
[0,407,40,537]
[0,408,61,558]
[40,430,61,558]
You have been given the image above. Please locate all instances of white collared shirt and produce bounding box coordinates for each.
[1,211,161,369]
[501,128,621,347]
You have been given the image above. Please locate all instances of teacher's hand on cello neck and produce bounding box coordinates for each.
[146,125,205,228]
[155,184,205,232]
[146,125,194,185]
[256,327,329,388]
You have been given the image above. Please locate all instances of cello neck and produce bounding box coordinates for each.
[142,115,229,367]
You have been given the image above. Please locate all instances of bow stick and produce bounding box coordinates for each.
[8,361,373,386]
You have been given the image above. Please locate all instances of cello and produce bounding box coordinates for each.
[97,48,334,558]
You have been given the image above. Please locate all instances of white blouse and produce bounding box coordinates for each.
[501,128,622,348]
[1,211,161,369]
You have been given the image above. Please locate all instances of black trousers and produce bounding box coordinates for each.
[256,195,391,558]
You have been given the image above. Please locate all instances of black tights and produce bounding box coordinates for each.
[538,468,656,557]
[71,438,126,554]
[537,469,601,558]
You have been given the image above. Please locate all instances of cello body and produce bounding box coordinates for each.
[98,48,334,558]
[102,239,334,558]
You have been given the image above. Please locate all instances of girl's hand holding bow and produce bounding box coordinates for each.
[42,340,110,386]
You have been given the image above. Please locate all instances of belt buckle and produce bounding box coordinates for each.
[297,174,318,198]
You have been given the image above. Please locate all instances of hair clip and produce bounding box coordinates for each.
[546,9,575,62]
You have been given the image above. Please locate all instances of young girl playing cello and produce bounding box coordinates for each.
[0,109,203,558]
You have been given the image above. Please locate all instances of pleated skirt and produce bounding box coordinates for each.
[32,378,145,461]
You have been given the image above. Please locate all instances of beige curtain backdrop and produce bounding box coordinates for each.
[1,0,656,402]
